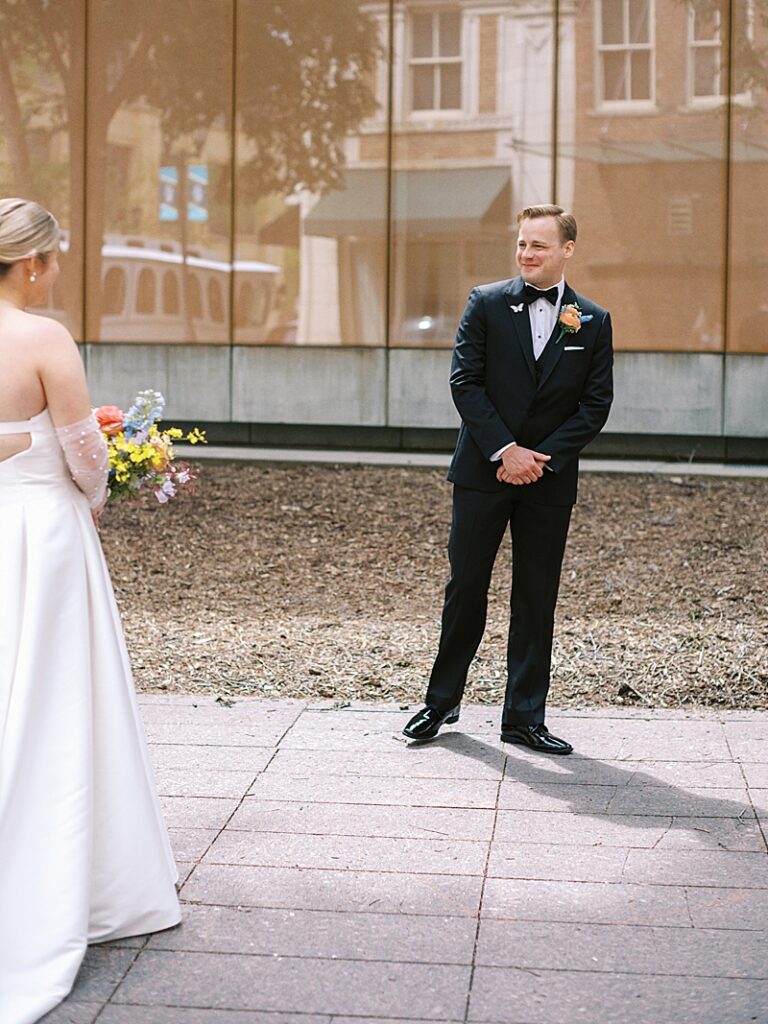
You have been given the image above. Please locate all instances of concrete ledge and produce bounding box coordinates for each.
[85,344,231,421]
[232,347,387,426]
[176,444,768,478]
[607,352,724,435]
[725,354,768,437]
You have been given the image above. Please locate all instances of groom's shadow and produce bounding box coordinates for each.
[408,730,761,847]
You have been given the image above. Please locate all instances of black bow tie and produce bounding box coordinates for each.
[522,284,559,306]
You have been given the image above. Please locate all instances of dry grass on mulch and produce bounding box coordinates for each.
[101,462,768,711]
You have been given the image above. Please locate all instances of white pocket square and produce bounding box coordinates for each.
[564,345,584,351]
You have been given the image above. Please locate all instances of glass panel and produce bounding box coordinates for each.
[0,0,85,338]
[728,0,767,352]
[693,7,719,41]
[136,268,156,314]
[440,64,462,109]
[399,241,461,344]
[412,12,434,58]
[87,0,233,343]
[188,273,203,319]
[208,277,224,324]
[603,51,628,100]
[439,11,462,56]
[628,0,650,43]
[693,48,720,96]
[601,0,625,45]
[732,0,752,93]
[235,280,254,329]
[103,266,127,316]
[235,0,385,345]
[413,65,435,110]
[630,49,651,99]
[562,0,727,352]
[163,270,180,315]
[733,0,750,39]
[391,1,545,348]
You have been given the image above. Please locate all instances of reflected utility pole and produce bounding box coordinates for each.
[161,131,207,342]
[176,155,196,343]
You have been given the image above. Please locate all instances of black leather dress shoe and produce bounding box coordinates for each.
[403,704,460,741]
[500,723,573,755]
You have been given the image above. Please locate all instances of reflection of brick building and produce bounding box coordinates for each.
[303,0,556,347]
[320,0,765,355]
[568,0,766,354]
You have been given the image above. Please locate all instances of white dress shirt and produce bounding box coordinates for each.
[491,278,565,463]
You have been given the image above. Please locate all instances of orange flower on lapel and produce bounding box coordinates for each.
[556,302,593,344]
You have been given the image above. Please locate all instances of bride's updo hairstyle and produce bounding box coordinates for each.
[0,198,59,278]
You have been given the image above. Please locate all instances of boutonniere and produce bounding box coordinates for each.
[556,302,593,344]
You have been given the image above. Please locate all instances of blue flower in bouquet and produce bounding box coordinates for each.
[123,390,166,441]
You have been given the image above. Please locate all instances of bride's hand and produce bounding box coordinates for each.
[91,507,104,531]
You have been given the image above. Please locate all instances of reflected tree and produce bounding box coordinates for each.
[237,0,380,198]
[0,0,379,331]
[0,0,83,326]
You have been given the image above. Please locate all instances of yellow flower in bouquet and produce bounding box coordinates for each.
[95,390,206,504]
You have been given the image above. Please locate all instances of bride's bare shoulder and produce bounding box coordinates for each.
[15,313,79,365]
[30,312,76,347]
[1,313,82,378]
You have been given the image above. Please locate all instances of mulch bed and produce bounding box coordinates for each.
[101,462,768,711]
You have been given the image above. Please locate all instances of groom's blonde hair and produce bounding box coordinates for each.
[517,204,577,244]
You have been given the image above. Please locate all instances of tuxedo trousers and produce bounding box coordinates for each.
[425,484,572,727]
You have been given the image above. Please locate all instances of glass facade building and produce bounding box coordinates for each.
[1,0,765,450]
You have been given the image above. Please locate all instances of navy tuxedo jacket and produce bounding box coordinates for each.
[447,276,614,505]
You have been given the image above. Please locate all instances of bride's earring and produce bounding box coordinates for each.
[29,273,37,283]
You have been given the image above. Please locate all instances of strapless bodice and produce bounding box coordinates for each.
[0,407,54,434]
[0,408,81,507]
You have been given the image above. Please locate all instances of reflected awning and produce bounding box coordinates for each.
[304,166,512,238]
[510,138,768,164]
[259,205,300,247]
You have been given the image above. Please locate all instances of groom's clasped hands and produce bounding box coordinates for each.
[496,443,551,485]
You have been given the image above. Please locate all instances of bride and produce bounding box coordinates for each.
[0,198,181,1024]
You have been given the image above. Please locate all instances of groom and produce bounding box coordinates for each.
[403,205,613,754]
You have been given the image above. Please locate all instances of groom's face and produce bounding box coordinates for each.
[516,216,575,289]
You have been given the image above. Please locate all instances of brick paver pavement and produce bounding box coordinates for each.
[43,698,768,1024]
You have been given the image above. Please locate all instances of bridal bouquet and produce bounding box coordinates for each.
[94,390,206,504]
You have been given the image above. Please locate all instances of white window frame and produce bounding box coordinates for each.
[686,0,753,108]
[407,7,464,118]
[594,0,656,112]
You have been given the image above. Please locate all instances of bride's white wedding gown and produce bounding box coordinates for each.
[0,409,181,1024]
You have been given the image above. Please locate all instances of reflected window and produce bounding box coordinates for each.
[187,274,203,320]
[235,281,254,329]
[102,267,127,316]
[163,271,180,316]
[207,277,224,323]
[235,280,270,329]
[688,1,752,102]
[136,268,156,315]
[667,196,694,236]
[398,239,461,346]
[597,0,654,106]
[409,10,462,112]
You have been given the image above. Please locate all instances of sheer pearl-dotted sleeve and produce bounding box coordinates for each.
[55,413,109,511]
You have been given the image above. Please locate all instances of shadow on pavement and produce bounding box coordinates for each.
[412,731,762,840]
